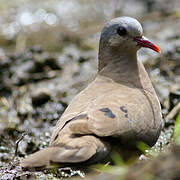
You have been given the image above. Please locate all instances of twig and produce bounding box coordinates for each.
[166,102,180,120]
[14,132,26,159]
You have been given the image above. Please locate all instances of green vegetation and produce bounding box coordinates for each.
[174,113,180,145]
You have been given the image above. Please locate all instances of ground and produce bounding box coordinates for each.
[0,0,180,179]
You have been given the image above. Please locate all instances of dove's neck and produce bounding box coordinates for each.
[98,48,153,90]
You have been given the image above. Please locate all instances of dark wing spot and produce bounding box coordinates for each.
[125,114,128,118]
[60,114,87,131]
[120,106,128,113]
[54,134,59,141]
[53,114,87,142]
[124,113,132,122]
[120,106,132,123]
[99,108,116,118]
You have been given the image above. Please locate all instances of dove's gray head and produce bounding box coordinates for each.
[100,17,143,53]
[98,16,160,70]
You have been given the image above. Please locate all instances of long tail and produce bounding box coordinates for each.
[20,135,107,168]
[20,147,61,168]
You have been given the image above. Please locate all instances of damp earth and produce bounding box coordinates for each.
[0,0,180,179]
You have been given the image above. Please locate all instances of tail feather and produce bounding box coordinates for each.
[20,135,106,168]
[20,145,96,168]
[20,147,59,168]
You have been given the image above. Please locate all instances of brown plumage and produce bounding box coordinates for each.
[20,16,162,168]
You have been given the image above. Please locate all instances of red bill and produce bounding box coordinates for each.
[134,36,161,53]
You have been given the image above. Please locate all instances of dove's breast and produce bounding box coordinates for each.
[51,75,162,146]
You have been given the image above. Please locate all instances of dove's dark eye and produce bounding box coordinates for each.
[117,26,127,36]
